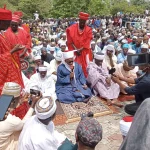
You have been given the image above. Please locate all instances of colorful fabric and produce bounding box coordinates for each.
[0,7,12,20]
[66,23,93,77]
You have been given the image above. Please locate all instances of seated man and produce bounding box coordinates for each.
[115,60,137,94]
[0,82,40,150]
[56,51,92,103]
[18,97,66,149]
[29,66,57,100]
[87,52,120,106]
[50,52,62,76]
[41,47,54,64]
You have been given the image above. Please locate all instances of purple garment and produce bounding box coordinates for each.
[87,62,120,99]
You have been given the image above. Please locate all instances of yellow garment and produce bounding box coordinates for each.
[0,108,34,150]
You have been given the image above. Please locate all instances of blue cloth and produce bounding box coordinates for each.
[123,44,129,49]
[56,62,92,103]
[132,44,141,54]
[117,52,127,64]
[94,20,101,28]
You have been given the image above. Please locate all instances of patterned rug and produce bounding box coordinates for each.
[60,96,113,123]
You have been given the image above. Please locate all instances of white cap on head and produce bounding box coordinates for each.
[38,66,47,72]
[34,55,41,60]
[132,36,137,39]
[128,49,136,54]
[94,53,104,60]
[50,47,55,52]
[91,41,96,45]
[35,98,57,120]
[122,39,128,44]
[106,44,115,52]
[62,33,66,36]
[60,42,66,47]
[118,36,124,41]
[2,82,21,98]
[63,51,74,60]
[55,52,62,61]
[141,44,149,49]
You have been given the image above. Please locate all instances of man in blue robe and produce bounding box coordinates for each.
[56,51,92,103]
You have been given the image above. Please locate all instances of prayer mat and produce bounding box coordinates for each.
[60,96,113,123]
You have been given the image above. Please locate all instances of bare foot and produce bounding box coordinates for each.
[112,99,123,108]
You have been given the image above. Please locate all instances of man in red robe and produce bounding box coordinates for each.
[66,12,93,77]
[0,7,24,94]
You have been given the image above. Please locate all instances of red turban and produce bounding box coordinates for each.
[13,11,23,18]
[0,7,12,20]
[12,14,20,23]
[79,12,89,20]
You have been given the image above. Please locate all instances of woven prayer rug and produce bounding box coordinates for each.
[60,96,113,123]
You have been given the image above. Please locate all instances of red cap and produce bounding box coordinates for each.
[0,6,12,21]
[12,14,20,23]
[13,11,23,18]
[79,12,89,20]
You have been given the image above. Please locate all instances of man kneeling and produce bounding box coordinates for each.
[56,51,92,103]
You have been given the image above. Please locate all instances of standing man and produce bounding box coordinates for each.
[66,12,93,77]
[0,6,24,93]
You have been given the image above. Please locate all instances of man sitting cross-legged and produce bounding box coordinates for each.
[29,66,57,101]
[56,51,92,103]
[87,52,121,106]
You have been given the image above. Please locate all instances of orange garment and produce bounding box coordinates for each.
[66,23,93,77]
[0,34,24,94]
[4,27,31,55]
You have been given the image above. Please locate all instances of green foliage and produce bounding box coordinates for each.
[0,0,147,19]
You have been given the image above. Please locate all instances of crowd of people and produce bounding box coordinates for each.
[1,5,150,150]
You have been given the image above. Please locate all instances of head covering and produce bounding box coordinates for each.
[91,41,96,45]
[12,14,20,23]
[94,53,104,60]
[141,44,148,49]
[50,47,55,52]
[123,44,129,49]
[76,118,102,148]
[132,36,137,39]
[62,33,66,36]
[2,82,21,98]
[63,51,74,60]
[0,6,12,20]
[13,11,23,18]
[122,39,128,44]
[34,55,41,60]
[118,36,124,41]
[79,12,89,20]
[119,98,150,150]
[60,42,66,47]
[106,44,115,52]
[127,49,136,54]
[55,52,62,61]
[35,98,57,120]
[38,66,47,72]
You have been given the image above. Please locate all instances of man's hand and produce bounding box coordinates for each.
[11,44,25,54]
[111,75,120,83]
[106,77,111,85]
[70,72,74,79]
[82,84,88,89]
[52,71,57,75]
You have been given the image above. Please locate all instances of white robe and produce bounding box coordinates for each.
[29,73,57,100]
[18,116,66,150]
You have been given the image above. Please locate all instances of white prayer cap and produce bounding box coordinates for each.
[63,51,74,60]
[34,55,41,60]
[38,66,47,72]
[118,33,122,37]
[122,39,128,44]
[2,82,21,98]
[35,98,57,120]
[106,44,115,52]
[128,49,136,54]
[50,47,55,52]
[60,42,66,47]
[55,52,62,61]
[94,53,104,60]
[118,36,124,41]
[91,41,96,45]
[141,44,149,49]
[62,33,66,36]
[132,36,137,39]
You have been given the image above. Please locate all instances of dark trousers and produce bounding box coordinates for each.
[124,94,143,116]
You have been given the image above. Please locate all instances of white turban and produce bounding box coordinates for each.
[132,36,137,39]
[63,51,74,60]
[2,82,21,98]
[94,53,104,60]
[38,66,47,72]
[106,44,115,52]
[60,42,66,47]
[128,49,136,54]
[35,98,57,120]
[34,55,41,60]
[55,52,62,61]
[141,44,148,49]
[91,41,96,45]
[50,47,55,52]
